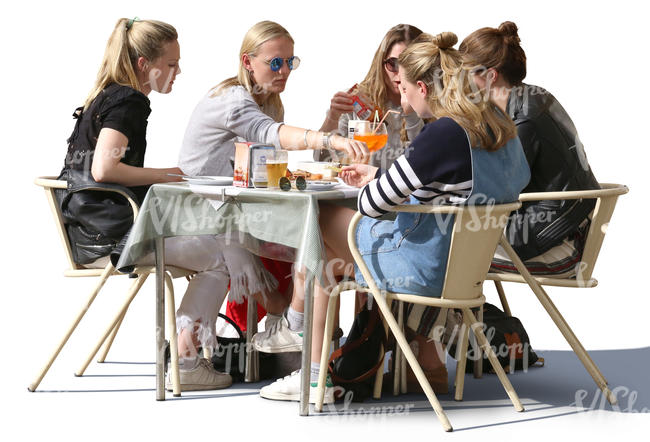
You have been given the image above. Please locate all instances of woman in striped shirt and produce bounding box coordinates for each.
[259,31,530,402]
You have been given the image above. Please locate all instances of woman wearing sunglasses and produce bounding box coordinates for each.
[179,20,368,179]
[316,24,425,170]
[177,21,368,371]
[259,32,530,403]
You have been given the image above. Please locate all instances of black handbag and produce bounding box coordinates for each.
[58,168,137,265]
[449,303,544,373]
[328,299,387,402]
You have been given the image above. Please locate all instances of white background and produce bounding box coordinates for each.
[1,0,648,440]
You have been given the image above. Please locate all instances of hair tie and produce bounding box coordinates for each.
[126,17,140,30]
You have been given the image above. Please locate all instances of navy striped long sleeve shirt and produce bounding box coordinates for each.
[358,117,473,218]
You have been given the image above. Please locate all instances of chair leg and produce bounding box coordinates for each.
[494,281,512,316]
[498,236,616,405]
[245,297,259,382]
[454,321,470,401]
[473,305,483,378]
[315,284,341,412]
[373,293,453,432]
[96,311,126,363]
[164,273,181,397]
[462,308,524,412]
[372,310,388,400]
[28,263,115,392]
[393,301,403,396]
[75,274,148,376]
[400,339,407,394]
[333,296,341,351]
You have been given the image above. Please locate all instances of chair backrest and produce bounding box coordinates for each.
[513,183,628,285]
[35,175,140,276]
[574,183,628,282]
[440,202,522,300]
[34,176,82,272]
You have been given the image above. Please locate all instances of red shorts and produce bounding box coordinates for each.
[225,258,292,331]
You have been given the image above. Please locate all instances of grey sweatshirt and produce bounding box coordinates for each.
[179,85,283,176]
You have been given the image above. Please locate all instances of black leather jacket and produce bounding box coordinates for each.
[58,168,140,266]
[505,84,600,260]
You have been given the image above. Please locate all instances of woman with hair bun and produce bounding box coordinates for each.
[258,31,530,403]
[460,21,600,276]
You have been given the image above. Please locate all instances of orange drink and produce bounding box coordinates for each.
[353,133,389,152]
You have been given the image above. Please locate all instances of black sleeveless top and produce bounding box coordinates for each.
[64,83,151,203]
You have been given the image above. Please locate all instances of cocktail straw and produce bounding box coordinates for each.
[371,109,400,134]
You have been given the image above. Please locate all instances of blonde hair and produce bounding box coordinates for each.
[84,18,178,109]
[398,32,517,151]
[211,21,294,122]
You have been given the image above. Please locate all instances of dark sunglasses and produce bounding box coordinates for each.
[279,176,306,191]
[383,57,399,73]
[264,56,301,72]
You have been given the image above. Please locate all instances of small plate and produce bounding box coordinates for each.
[306,181,338,191]
[183,176,233,186]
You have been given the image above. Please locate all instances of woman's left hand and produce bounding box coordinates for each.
[339,163,378,188]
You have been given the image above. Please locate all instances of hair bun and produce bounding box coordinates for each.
[432,31,458,49]
[498,21,520,43]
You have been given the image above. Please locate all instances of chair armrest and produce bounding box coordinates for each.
[34,176,140,222]
[384,201,521,215]
[518,183,628,202]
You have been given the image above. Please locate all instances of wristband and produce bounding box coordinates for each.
[303,130,310,149]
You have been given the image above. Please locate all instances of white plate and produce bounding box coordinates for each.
[183,176,233,186]
[306,181,338,191]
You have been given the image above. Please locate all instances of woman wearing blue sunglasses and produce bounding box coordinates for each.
[179,20,368,178]
[176,20,368,371]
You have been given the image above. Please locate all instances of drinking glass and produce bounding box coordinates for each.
[264,150,289,189]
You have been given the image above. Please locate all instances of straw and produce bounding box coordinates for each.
[371,109,400,134]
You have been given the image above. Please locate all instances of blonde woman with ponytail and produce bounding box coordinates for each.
[179,20,368,178]
[259,32,531,402]
[178,21,368,361]
[60,18,275,393]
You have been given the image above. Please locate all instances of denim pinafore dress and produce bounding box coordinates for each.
[354,135,531,297]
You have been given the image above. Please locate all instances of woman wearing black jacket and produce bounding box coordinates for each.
[460,21,600,276]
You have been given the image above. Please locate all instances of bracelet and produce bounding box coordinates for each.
[322,132,332,149]
[303,130,310,149]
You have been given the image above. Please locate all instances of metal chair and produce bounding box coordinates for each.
[28,176,189,396]
[486,183,629,405]
[315,201,526,432]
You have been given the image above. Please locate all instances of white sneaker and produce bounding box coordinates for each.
[252,316,303,353]
[259,370,335,404]
[165,358,233,391]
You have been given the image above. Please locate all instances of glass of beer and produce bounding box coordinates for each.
[353,121,388,152]
[265,150,289,189]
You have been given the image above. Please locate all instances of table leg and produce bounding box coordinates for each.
[245,297,259,382]
[300,269,314,416]
[155,237,166,401]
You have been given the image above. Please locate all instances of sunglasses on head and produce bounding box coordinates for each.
[264,56,301,72]
[383,57,399,73]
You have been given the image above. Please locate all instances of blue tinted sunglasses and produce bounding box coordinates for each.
[264,56,301,72]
